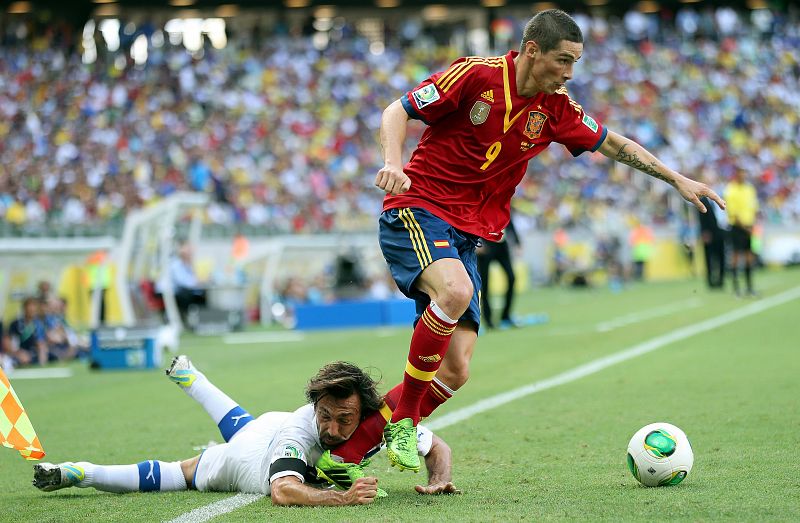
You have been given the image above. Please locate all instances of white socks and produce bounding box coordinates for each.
[181,367,254,442]
[75,460,186,493]
[181,370,238,426]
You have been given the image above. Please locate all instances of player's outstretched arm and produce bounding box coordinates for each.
[598,130,725,214]
[375,99,412,195]
[415,435,461,495]
[270,475,379,506]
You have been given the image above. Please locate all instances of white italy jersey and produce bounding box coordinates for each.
[194,403,434,495]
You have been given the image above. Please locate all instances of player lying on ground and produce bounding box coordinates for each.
[32,357,458,505]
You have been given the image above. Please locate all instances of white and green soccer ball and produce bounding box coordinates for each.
[626,422,693,487]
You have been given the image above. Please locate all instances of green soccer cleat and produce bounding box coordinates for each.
[315,451,387,497]
[384,418,420,472]
[33,462,85,492]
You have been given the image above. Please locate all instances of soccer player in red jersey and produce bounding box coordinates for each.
[316,9,726,479]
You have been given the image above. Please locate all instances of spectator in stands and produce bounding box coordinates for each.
[333,252,367,300]
[595,233,624,290]
[43,298,88,361]
[159,243,207,322]
[629,220,655,282]
[0,10,796,236]
[36,280,54,304]
[5,298,49,367]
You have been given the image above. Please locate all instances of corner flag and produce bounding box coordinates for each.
[0,368,45,460]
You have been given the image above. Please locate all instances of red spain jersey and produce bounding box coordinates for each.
[384,50,607,241]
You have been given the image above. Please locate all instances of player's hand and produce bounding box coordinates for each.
[414,481,462,495]
[375,164,411,195]
[344,477,379,505]
[675,176,725,213]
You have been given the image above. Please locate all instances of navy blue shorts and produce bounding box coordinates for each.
[379,207,482,328]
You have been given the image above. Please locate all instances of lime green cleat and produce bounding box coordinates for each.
[315,451,387,497]
[384,418,420,472]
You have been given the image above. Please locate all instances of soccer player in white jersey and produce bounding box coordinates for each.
[33,357,458,505]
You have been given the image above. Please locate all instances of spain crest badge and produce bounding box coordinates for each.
[523,111,548,140]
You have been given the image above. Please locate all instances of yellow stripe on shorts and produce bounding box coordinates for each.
[398,208,432,268]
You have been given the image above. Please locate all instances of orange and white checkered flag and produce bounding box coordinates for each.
[0,367,45,461]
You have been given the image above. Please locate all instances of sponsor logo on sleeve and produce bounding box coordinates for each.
[469,101,491,125]
[412,84,441,109]
[582,113,599,133]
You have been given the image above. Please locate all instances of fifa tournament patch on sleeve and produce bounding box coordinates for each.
[412,84,441,110]
[582,113,599,133]
[276,445,305,462]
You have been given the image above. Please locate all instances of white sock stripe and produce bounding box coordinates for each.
[428,301,458,325]
[432,376,455,396]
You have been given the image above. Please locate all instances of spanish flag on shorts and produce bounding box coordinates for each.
[0,368,45,460]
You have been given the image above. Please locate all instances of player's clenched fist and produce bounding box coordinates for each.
[375,164,411,195]
[344,477,379,505]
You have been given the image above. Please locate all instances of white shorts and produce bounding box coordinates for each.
[193,412,288,494]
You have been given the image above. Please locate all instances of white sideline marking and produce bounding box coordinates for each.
[166,493,262,523]
[6,368,73,380]
[528,298,703,338]
[426,286,800,431]
[170,286,800,521]
[222,332,305,345]
[595,298,702,332]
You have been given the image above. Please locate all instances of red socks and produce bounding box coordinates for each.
[419,378,454,418]
[390,302,456,424]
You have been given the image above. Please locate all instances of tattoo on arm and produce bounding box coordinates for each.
[615,144,674,186]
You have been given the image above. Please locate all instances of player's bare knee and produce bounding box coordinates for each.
[180,456,200,489]
[437,280,473,317]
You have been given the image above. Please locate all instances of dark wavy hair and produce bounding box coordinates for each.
[305,361,383,420]
[520,9,583,54]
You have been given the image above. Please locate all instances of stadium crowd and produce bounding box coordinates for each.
[1,281,89,369]
[0,7,798,238]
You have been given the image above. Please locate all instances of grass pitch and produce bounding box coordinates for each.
[2,269,799,522]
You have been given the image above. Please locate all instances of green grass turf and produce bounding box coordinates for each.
[1,269,798,522]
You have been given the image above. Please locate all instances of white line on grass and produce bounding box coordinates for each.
[426,286,800,431]
[222,332,305,345]
[168,286,800,522]
[595,297,703,332]
[167,494,262,523]
[7,368,73,380]
[528,298,704,338]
